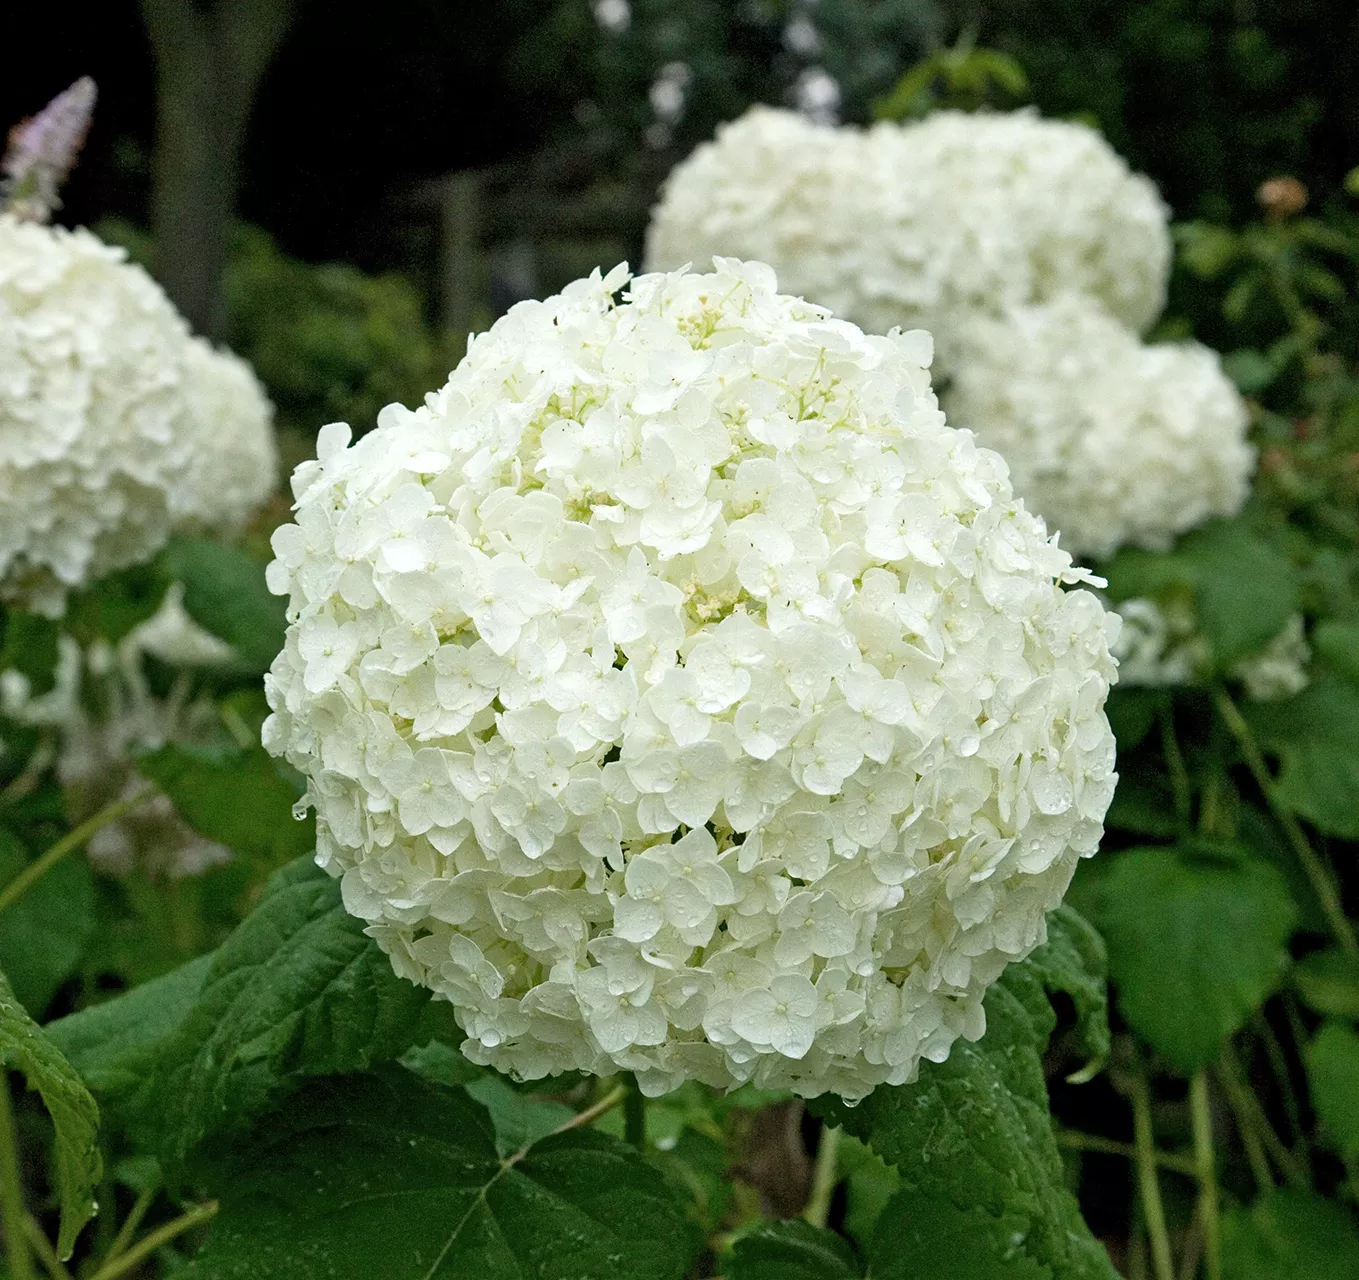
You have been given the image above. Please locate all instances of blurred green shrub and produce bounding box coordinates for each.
[222,225,445,437]
[97,219,447,440]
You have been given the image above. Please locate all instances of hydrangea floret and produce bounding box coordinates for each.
[0,214,277,612]
[264,259,1119,1100]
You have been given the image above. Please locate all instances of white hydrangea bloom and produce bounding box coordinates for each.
[1111,597,1309,702]
[942,296,1254,558]
[0,214,276,612]
[1108,597,1203,688]
[871,110,1170,340]
[645,106,1171,364]
[642,109,877,331]
[264,259,1120,1101]
[1232,614,1310,702]
[173,336,278,536]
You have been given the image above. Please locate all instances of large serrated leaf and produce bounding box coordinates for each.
[869,1189,1053,1280]
[183,1068,701,1280]
[1085,844,1297,1073]
[1245,678,1359,839]
[1019,903,1110,1068]
[1101,518,1300,667]
[160,537,287,674]
[810,908,1118,1280]
[137,742,314,867]
[724,1219,862,1279]
[0,828,95,1016]
[1220,1189,1359,1279]
[144,858,430,1163]
[51,859,429,1164]
[0,968,101,1259]
[45,955,211,1147]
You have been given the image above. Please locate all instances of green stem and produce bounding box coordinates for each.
[1190,1073,1221,1280]
[0,785,155,917]
[1252,1011,1304,1149]
[0,735,56,809]
[1216,1043,1304,1190]
[803,1125,840,1229]
[0,1075,34,1280]
[1129,1193,1148,1280]
[1160,704,1193,826]
[21,1217,71,1280]
[1055,1130,1198,1177]
[1213,688,1357,953]
[98,1185,156,1269]
[1176,1199,1204,1280]
[623,1076,645,1150]
[1130,1067,1176,1280]
[556,1085,627,1137]
[85,1202,218,1280]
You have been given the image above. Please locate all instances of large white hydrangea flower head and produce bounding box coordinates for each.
[0,214,277,612]
[264,259,1120,1101]
[645,107,1172,364]
[942,294,1254,558]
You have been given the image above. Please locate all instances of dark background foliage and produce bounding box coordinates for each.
[8,0,1357,316]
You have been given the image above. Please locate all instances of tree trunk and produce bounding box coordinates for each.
[141,0,298,338]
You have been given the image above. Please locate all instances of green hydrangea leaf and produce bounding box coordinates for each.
[0,828,95,1015]
[0,967,101,1259]
[1083,844,1296,1073]
[137,742,314,867]
[1019,903,1110,1070]
[1246,678,1359,839]
[143,858,430,1163]
[160,537,286,674]
[869,1189,1052,1280]
[836,1134,900,1251]
[1294,948,1359,1019]
[1311,620,1359,687]
[183,1068,701,1280]
[0,609,61,695]
[47,957,209,1081]
[723,1218,862,1279]
[1221,1189,1359,1279]
[45,954,211,1146]
[65,559,170,646]
[1305,1022,1359,1166]
[52,859,428,1163]
[810,907,1118,1280]
[1102,518,1300,667]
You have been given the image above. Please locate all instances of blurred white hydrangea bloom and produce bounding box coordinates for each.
[645,106,1171,362]
[1108,597,1204,689]
[0,214,277,613]
[646,108,1253,560]
[1110,597,1309,701]
[871,109,1171,341]
[264,259,1119,1100]
[1,585,235,877]
[943,296,1254,557]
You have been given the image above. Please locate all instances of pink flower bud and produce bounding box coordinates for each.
[2,77,97,223]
